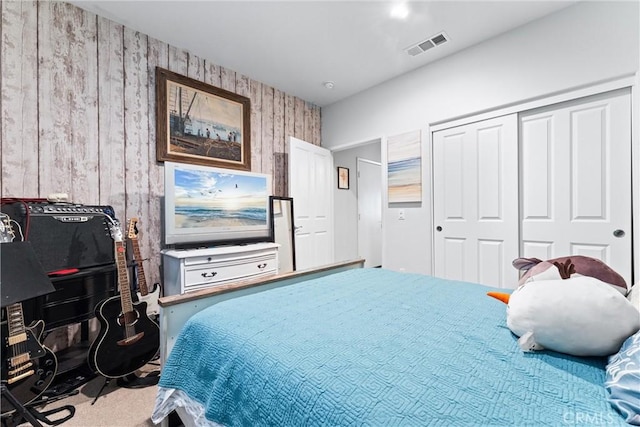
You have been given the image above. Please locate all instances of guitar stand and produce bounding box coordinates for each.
[90,378,111,406]
[91,370,160,406]
[116,371,160,389]
[1,385,74,427]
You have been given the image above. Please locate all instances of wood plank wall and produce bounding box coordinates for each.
[0,1,321,288]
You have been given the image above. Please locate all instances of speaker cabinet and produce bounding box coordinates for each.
[1,202,116,273]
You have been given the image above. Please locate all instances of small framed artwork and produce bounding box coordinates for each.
[337,167,350,190]
[156,67,251,171]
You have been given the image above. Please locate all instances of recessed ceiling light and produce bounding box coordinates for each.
[390,3,409,20]
[323,81,335,90]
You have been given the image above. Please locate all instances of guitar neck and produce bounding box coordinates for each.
[115,241,133,313]
[6,303,26,338]
[131,240,149,295]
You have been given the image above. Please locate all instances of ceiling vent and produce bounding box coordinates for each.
[406,32,448,57]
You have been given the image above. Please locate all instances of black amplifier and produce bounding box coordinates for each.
[1,202,117,273]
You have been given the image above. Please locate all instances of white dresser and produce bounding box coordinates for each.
[162,242,279,296]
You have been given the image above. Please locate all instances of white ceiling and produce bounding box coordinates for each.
[71,1,576,107]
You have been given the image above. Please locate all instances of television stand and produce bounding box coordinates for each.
[161,242,279,296]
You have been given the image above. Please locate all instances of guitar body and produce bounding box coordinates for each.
[1,320,57,413]
[88,296,159,378]
[136,283,161,318]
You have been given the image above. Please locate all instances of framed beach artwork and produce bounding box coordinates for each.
[387,130,422,203]
[156,67,251,171]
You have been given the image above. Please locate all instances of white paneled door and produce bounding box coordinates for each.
[433,115,519,288]
[520,89,632,285]
[288,137,334,270]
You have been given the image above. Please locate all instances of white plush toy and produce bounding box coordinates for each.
[489,258,640,357]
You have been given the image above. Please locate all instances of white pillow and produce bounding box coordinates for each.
[507,276,640,357]
[627,284,640,313]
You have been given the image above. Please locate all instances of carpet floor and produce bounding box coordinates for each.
[16,363,161,427]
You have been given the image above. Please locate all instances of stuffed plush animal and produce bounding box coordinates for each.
[513,255,628,294]
[489,257,640,357]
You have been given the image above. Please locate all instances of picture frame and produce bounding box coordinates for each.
[156,67,251,171]
[337,167,350,190]
[388,130,422,203]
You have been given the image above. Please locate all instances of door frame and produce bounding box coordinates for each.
[357,157,382,268]
[429,74,638,284]
[331,137,386,266]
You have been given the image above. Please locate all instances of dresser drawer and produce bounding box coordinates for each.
[162,243,280,296]
[183,255,277,290]
[184,250,272,267]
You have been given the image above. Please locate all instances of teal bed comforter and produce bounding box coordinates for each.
[158,268,625,426]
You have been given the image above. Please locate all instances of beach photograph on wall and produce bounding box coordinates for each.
[174,167,268,229]
[387,130,422,203]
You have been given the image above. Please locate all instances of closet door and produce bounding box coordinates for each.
[520,89,632,285]
[433,114,519,288]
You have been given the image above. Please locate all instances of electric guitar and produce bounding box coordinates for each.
[126,218,160,317]
[1,216,57,413]
[88,220,159,378]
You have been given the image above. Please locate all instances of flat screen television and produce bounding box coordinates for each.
[164,161,272,246]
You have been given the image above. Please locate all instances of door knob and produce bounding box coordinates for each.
[613,229,625,238]
[436,226,442,232]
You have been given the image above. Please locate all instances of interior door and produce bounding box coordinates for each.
[357,158,382,268]
[433,114,519,288]
[520,88,632,284]
[288,136,334,270]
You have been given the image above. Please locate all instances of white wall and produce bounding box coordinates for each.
[333,142,382,262]
[322,1,640,275]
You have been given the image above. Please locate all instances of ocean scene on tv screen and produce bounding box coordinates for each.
[174,168,268,228]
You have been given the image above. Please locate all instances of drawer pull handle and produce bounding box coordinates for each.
[201,271,218,278]
[257,263,267,270]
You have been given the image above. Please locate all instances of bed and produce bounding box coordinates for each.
[151,264,629,426]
